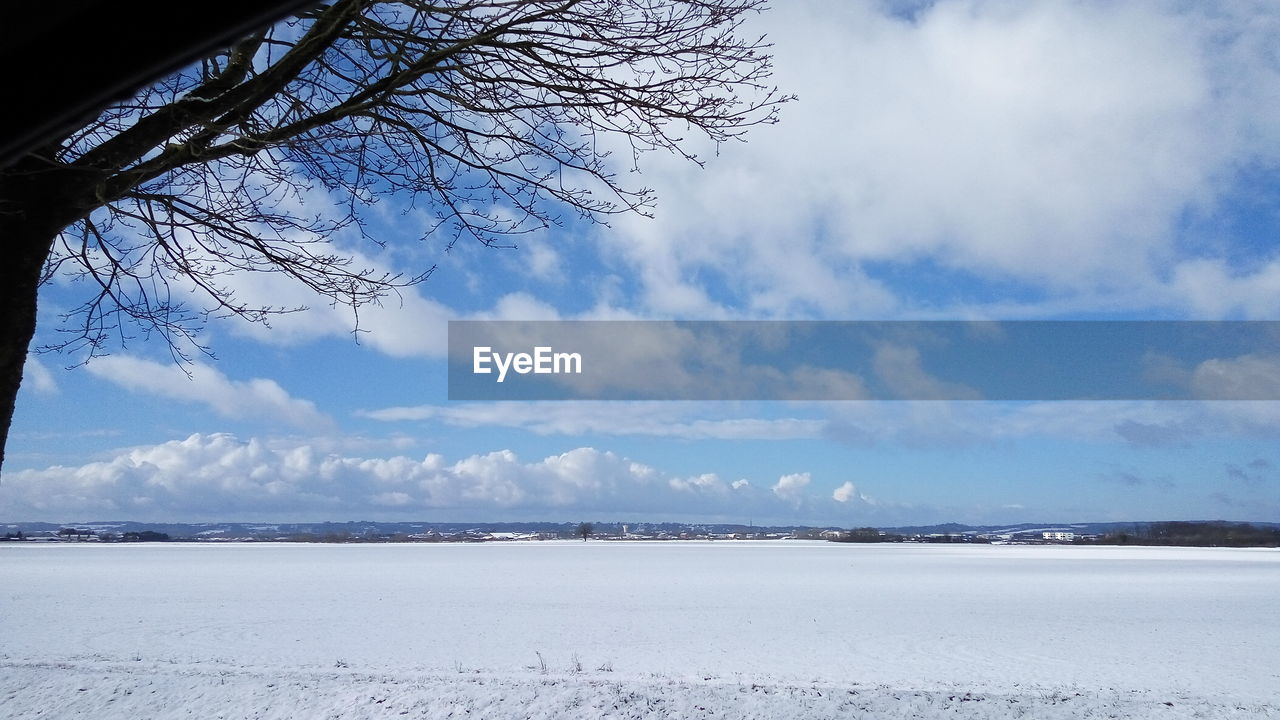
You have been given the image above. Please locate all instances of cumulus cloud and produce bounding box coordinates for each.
[84,356,330,430]
[832,481,857,503]
[772,472,812,504]
[668,473,727,494]
[1,434,829,522]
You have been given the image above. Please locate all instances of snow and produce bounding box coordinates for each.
[2,541,1277,718]
[3,662,1273,719]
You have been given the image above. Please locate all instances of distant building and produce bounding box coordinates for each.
[1042,531,1075,542]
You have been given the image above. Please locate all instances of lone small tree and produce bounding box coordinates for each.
[0,0,788,473]
[576,522,593,540]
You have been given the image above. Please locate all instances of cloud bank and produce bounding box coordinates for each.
[3,434,848,524]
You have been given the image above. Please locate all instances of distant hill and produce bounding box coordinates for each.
[883,521,1280,536]
[3,518,1276,542]
[1,519,831,540]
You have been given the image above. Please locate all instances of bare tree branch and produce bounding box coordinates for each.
[0,0,791,470]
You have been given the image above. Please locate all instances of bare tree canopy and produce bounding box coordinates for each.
[0,0,789,472]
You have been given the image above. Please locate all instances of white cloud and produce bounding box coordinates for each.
[772,472,812,503]
[1170,260,1280,319]
[84,356,330,430]
[41,0,1280,371]
[359,397,1280,448]
[819,399,1280,447]
[522,241,564,283]
[668,473,727,494]
[473,292,564,321]
[210,253,457,357]
[357,401,826,440]
[833,481,858,503]
[594,0,1280,318]
[22,355,58,395]
[201,241,570,360]
[0,434,827,522]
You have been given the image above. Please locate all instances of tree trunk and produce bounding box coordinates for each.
[0,155,92,476]
[0,228,54,476]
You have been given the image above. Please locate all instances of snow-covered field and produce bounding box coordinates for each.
[3,541,1277,718]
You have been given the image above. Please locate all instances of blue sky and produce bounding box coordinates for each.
[4,0,1279,525]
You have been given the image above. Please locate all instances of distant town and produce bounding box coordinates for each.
[3,520,1277,547]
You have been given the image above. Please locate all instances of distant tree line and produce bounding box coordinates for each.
[830,527,904,543]
[121,530,171,542]
[827,521,1279,547]
[50,528,171,542]
[830,528,990,543]
[1093,522,1279,548]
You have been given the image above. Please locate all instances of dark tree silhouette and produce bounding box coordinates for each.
[0,0,789,472]
[576,522,593,540]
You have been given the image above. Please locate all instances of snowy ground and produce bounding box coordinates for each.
[3,541,1278,718]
